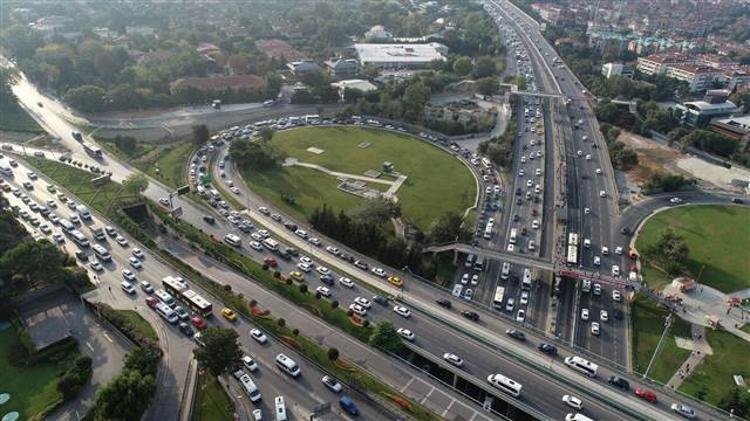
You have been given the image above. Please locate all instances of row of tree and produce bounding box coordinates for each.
[478,116,517,168]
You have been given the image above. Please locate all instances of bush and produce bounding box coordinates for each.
[57,373,83,401]
[277,318,286,327]
[331,300,339,309]
[299,284,308,294]
[327,347,340,361]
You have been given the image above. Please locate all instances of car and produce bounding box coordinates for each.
[461,273,470,285]
[608,376,630,390]
[505,298,515,312]
[140,281,154,294]
[121,281,136,294]
[191,316,207,330]
[249,241,263,251]
[222,308,238,321]
[159,197,170,207]
[289,271,304,282]
[601,246,609,255]
[615,246,623,255]
[173,306,190,321]
[577,150,582,157]
[326,246,340,256]
[599,190,606,198]
[671,403,696,419]
[596,309,609,323]
[348,303,367,316]
[397,328,415,341]
[263,256,278,268]
[319,273,334,285]
[251,409,262,421]
[69,214,80,224]
[178,322,194,336]
[387,275,404,288]
[620,227,631,236]
[670,197,683,204]
[354,297,371,308]
[371,267,387,278]
[316,266,331,276]
[52,233,64,244]
[635,387,657,403]
[436,298,452,308]
[731,197,744,204]
[612,290,622,302]
[338,277,354,288]
[372,295,389,306]
[595,168,602,174]
[145,296,159,309]
[538,342,558,356]
[122,269,136,282]
[470,274,479,286]
[506,329,526,341]
[89,261,104,272]
[584,207,590,215]
[593,256,601,266]
[202,215,215,224]
[241,355,259,372]
[585,154,592,161]
[581,308,589,321]
[250,328,268,344]
[461,310,479,321]
[316,286,331,297]
[442,353,464,367]
[308,237,321,246]
[131,248,145,259]
[393,305,411,318]
[354,260,368,270]
[591,322,600,335]
[562,394,584,410]
[322,375,343,393]
[612,265,621,276]
[115,235,128,246]
[40,223,52,234]
[270,213,281,221]
[516,309,525,322]
[258,206,270,215]
[593,283,601,295]
[128,256,142,269]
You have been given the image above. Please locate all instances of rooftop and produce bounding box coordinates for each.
[354,43,447,64]
[668,64,721,75]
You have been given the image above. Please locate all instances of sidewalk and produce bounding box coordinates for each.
[666,325,711,390]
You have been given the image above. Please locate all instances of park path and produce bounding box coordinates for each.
[666,324,711,390]
[283,158,394,185]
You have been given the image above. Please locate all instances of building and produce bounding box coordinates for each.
[364,25,393,43]
[676,100,739,127]
[331,79,377,93]
[694,54,737,70]
[169,74,266,94]
[353,43,448,69]
[709,116,750,142]
[636,53,693,76]
[665,64,723,92]
[286,61,322,76]
[723,67,750,91]
[601,63,633,79]
[324,58,360,77]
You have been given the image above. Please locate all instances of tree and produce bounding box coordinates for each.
[259,127,274,142]
[0,240,66,290]
[473,56,497,78]
[114,135,138,156]
[227,54,250,75]
[64,85,107,113]
[401,79,430,121]
[327,347,340,361]
[368,321,403,353]
[646,228,690,265]
[123,173,148,195]
[91,369,156,420]
[452,56,473,76]
[230,141,282,170]
[192,124,210,146]
[123,345,162,377]
[427,211,470,243]
[476,77,499,96]
[666,127,690,146]
[719,387,750,418]
[193,327,242,376]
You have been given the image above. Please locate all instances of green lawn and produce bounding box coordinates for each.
[680,329,750,405]
[191,374,234,421]
[254,126,476,231]
[636,205,750,293]
[142,142,195,189]
[0,327,77,419]
[0,106,44,133]
[115,310,159,343]
[631,294,692,383]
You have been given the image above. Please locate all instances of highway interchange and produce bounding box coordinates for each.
[2,1,746,420]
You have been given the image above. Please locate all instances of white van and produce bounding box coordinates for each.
[274,396,287,421]
[239,374,262,402]
[154,289,176,308]
[565,413,594,421]
[223,233,241,247]
[155,302,178,324]
[275,353,300,377]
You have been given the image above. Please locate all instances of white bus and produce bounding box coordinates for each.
[500,262,511,280]
[155,302,178,324]
[492,287,505,308]
[483,222,494,239]
[564,356,598,378]
[239,374,262,402]
[274,396,287,421]
[275,353,300,377]
[474,255,485,272]
[181,289,213,318]
[521,269,532,290]
[262,238,279,251]
[566,232,579,265]
[92,244,111,261]
[487,373,522,397]
[154,289,176,308]
[509,228,518,244]
[223,233,241,247]
[69,230,90,248]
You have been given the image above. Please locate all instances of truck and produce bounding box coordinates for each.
[76,205,92,220]
[89,225,106,241]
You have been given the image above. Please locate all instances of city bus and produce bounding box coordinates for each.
[82,142,103,159]
[492,286,506,308]
[566,232,579,265]
[181,289,213,318]
[487,373,522,397]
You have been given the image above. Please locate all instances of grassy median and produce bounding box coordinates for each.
[191,374,234,421]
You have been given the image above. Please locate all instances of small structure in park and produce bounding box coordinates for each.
[382,161,394,173]
[671,277,696,293]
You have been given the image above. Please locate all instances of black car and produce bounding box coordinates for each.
[75,250,88,261]
[320,274,334,285]
[731,198,744,204]
[436,298,452,309]
[608,376,630,390]
[277,250,291,261]
[620,227,631,236]
[372,295,389,306]
[537,342,558,356]
[202,215,215,224]
[513,214,520,222]
[515,188,522,196]
[516,198,523,205]
[284,221,298,231]
[178,322,194,336]
[461,310,479,321]
[506,329,526,341]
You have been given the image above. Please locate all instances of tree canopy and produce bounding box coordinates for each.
[193,327,243,376]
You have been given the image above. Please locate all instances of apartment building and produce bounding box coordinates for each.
[636,53,693,75]
[665,64,723,92]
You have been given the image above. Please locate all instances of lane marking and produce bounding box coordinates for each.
[86,341,94,352]
[442,399,456,418]
[420,387,434,404]
[399,377,415,393]
[103,332,113,343]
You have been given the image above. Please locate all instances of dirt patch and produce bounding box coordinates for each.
[617,131,688,185]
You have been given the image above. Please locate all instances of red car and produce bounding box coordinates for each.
[263,256,278,268]
[191,316,207,330]
[145,296,159,309]
[635,387,657,403]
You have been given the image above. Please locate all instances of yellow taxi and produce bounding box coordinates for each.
[387,275,404,288]
[222,308,238,321]
[290,271,305,282]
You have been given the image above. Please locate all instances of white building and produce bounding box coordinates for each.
[636,53,693,76]
[601,63,633,79]
[353,43,448,69]
[364,25,393,43]
[665,64,723,92]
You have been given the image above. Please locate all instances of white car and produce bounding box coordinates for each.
[670,197,683,204]
[585,154,591,160]
[577,150,582,157]
[115,235,128,246]
[250,232,263,241]
[397,328,415,341]
[316,266,331,276]
[581,308,589,321]
[516,309,525,322]
[294,228,307,238]
[671,403,696,419]
[562,395,584,410]
[583,239,591,248]
[354,297,371,308]
[535,168,542,176]
[326,246,340,256]
[122,269,136,282]
[520,291,529,306]
[599,190,606,198]
[299,256,314,266]
[461,273,470,285]
[593,283,602,296]
[52,233,64,244]
[593,256,601,266]
[470,274,479,286]
[322,375,343,393]
[297,262,312,272]
[316,286,331,297]
[531,220,539,229]
[129,256,142,269]
[46,199,57,209]
[242,355,258,372]
[600,310,609,322]
[348,303,367,316]
[132,248,145,259]
[536,150,542,157]
[230,187,241,194]
[584,207,590,215]
[595,168,602,174]
[601,246,609,255]
[250,329,268,344]
[371,267,387,278]
[615,246,623,255]
[591,322,600,335]
[308,237,321,246]
[257,229,270,238]
[507,244,515,252]
[518,169,525,177]
[258,206,270,215]
[338,277,354,288]
[612,290,622,302]
[393,305,411,318]
[526,179,533,187]
[249,241,263,251]
[443,353,464,367]
[89,261,104,272]
[612,265,621,276]
[121,281,136,294]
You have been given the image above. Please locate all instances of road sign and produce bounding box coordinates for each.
[176,185,191,195]
[171,206,183,218]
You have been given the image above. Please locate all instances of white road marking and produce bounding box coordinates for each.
[103,332,113,343]
[442,399,456,417]
[420,386,434,404]
[399,376,416,393]
[86,341,94,352]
